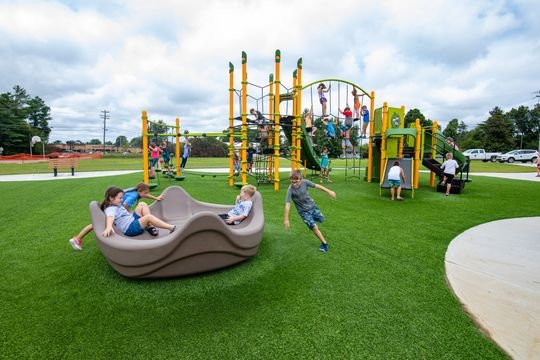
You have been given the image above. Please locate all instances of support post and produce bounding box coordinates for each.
[229,62,235,186]
[273,50,281,191]
[176,117,181,176]
[367,90,375,182]
[380,102,388,181]
[142,110,149,184]
[241,51,248,185]
[296,58,303,171]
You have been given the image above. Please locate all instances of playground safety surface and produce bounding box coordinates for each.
[0,169,538,357]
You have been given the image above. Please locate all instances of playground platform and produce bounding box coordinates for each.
[446,217,540,359]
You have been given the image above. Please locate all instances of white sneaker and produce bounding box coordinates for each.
[69,237,82,251]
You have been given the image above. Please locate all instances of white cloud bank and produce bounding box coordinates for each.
[0,0,539,142]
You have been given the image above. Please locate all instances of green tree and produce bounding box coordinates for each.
[115,135,128,148]
[478,107,514,152]
[89,139,102,145]
[442,119,459,139]
[506,105,538,149]
[26,96,51,142]
[130,136,142,148]
[404,108,426,128]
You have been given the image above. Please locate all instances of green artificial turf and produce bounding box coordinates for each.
[1,169,538,359]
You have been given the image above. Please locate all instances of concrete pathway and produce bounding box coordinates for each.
[0,170,141,182]
[446,218,540,359]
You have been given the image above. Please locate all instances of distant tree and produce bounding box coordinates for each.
[115,135,128,148]
[404,108,429,128]
[0,86,53,154]
[89,139,102,145]
[477,107,514,152]
[130,136,142,148]
[189,137,228,157]
[105,141,113,145]
[442,119,459,139]
[506,105,538,149]
[52,140,63,145]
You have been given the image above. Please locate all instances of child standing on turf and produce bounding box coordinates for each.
[181,138,191,169]
[219,185,257,225]
[69,183,164,250]
[284,169,336,252]
[319,147,331,183]
[440,152,459,196]
[387,160,406,200]
[149,143,162,176]
[101,186,176,237]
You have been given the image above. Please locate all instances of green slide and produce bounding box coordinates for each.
[281,116,321,171]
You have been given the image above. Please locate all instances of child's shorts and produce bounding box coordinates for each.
[443,173,455,182]
[150,158,159,167]
[298,206,325,230]
[389,179,401,187]
[342,139,352,147]
[125,213,144,237]
[320,96,327,104]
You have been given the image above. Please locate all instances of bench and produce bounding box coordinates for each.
[48,157,80,177]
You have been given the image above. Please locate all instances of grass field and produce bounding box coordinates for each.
[1,160,538,359]
[0,154,536,175]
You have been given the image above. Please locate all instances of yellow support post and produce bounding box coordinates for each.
[268,74,274,178]
[414,119,421,189]
[380,102,388,181]
[142,110,149,184]
[241,51,248,185]
[176,117,181,176]
[367,90,375,182]
[229,62,235,186]
[291,70,297,170]
[273,49,281,191]
[296,58,303,171]
[430,120,438,187]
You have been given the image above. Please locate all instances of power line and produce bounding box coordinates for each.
[100,110,110,151]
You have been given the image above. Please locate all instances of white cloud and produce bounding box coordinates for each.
[0,0,538,142]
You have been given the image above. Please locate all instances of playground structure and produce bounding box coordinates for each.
[141,49,470,195]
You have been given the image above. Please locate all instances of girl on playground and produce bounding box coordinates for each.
[101,186,176,238]
[149,143,162,176]
[319,147,331,183]
[69,183,164,250]
[317,83,330,117]
[352,88,361,120]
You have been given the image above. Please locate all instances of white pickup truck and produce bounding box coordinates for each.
[462,149,501,162]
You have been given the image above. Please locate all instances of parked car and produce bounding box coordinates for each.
[462,149,501,162]
[496,149,538,163]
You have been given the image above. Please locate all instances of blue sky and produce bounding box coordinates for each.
[1,0,539,143]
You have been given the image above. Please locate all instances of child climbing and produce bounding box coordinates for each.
[219,184,257,225]
[69,183,164,250]
[304,107,317,144]
[322,117,336,139]
[338,106,354,132]
[317,83,330,117]
[319,147,331,183]
[101,187,176,237]
[284,169,336,252]
[360,105,370,139]
[352,88,361,120]
[440,152,459,196]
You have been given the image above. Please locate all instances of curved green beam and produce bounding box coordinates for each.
[301,78,372,99]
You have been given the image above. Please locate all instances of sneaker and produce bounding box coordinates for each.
[319,243,329,252]
[146,226,159,236]
[397,197,404,201]
[445,193,449,196]
[69,237,82,251]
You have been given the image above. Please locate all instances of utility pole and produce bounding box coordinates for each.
[100,110,110,152]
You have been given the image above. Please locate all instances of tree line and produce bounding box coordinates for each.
[2,85,539,155]
[405,104,540,151]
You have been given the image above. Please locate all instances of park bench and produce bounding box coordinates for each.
[48,157,80,177]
